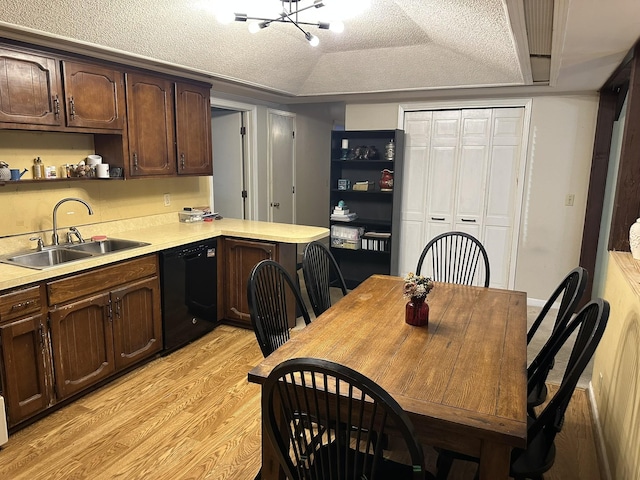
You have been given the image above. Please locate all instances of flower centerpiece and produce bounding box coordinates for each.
[403,272,434,300]
[403,273,434,327]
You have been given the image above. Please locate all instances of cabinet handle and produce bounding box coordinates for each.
[10,300,33,311]
[38,322,46,349]
[431,217,445,221]
[106,299,113,322]
[69,96,76,119]
[461,218,476,223]
[133,153,138,170]
[180,153,185,169]
[53,95,60,117]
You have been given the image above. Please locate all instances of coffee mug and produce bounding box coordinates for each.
[87,155,102,166]
[96,163,110,178]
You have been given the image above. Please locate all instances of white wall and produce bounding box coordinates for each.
[346,95,599,301]
[289,103,344,228]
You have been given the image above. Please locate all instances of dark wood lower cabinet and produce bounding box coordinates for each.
[0,314,54,426]
[221,237,297,328]
[48,292,115,400]
[0,255,162,430]
[111,276,162,370]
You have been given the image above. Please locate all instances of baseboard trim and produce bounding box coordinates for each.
[587,381,612,480]
[527,297,560,309]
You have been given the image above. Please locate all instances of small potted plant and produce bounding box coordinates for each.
[403,272,434,327]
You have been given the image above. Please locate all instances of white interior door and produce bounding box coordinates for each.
[268,111,295,224]
[212,109,245,219]
[400,107,526,289]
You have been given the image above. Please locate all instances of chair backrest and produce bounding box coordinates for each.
[263,357,426,480]
[416,231,490,287]
[247,259,311,357]
[527,266,588,346]
[302,241,348,317]
[523,299,609,460]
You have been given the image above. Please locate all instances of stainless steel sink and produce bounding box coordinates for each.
[3,248,94,269]
[0,238,151,270]
[66,238,150,254]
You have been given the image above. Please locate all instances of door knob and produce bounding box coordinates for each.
[272,202,280,207]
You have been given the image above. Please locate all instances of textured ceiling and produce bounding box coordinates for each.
[1,0,639,101]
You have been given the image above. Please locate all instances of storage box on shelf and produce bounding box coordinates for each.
[329,130,404,288]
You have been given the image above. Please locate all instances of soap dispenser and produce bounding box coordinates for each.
[33,157,44,179]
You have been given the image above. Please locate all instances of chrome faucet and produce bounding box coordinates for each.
[52,198,94,245]
[67,226,86,244]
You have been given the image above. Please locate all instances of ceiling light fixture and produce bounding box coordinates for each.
[216,0,369,47]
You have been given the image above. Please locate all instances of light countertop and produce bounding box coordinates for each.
[0,217,328,291]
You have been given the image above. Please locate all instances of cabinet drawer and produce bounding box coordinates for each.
[0,285,42,323]
[47,255,158,305]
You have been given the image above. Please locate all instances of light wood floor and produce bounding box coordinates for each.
[0,325,602,479]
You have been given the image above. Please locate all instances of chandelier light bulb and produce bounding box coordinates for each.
[329,20,344,33]
[248,21,261,33]
[215,10,235,24]
[306,32,320,47]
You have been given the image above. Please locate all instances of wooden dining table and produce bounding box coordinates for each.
[248,274,528,479]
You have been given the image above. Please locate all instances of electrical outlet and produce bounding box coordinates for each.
[163,193,171,206]
[565,194,575,206]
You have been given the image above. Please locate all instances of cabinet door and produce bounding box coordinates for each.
[0,47,62,126]
[223,238,276,326]
[126,72,177,176]
[111,276,162,370]
[62,61,125,130]
[49,292,115,399]
[175,82,213,175]
[0,315,53,427]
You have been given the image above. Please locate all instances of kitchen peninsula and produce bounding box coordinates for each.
[0,214,327,431]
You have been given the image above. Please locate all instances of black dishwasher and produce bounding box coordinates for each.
[160,239,217,353]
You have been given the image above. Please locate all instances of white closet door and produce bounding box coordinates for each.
[454,109,491,239]
[482,108,525,288]
[400,107,525,289]
[425,110,460,242]
[399,111,432,275]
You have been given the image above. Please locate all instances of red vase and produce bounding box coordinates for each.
[379,169,394,191]
[405,296,429,327]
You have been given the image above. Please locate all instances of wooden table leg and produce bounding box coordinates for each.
[478,442,511,480]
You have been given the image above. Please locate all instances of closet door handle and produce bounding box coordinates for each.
[461,218,476,223]
[431,217,445,221]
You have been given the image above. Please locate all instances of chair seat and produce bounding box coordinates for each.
[307,442,435,480]
[510,433,556,479]
[527,382,547,408]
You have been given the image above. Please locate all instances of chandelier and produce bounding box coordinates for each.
[214,0,370,47]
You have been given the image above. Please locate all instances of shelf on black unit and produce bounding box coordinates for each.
[330,218,391,228]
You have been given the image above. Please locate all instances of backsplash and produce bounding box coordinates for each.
[0,176,212,246]
[0,128,212,245]
[0,130,95,177]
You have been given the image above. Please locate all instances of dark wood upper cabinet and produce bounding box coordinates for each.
[0,47,62,127]
[0,40,213,180]
[175,82,213,175]
[125,72,177,177]
[62,61,125,130]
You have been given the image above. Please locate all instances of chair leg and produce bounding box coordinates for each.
[435,451,454,480]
